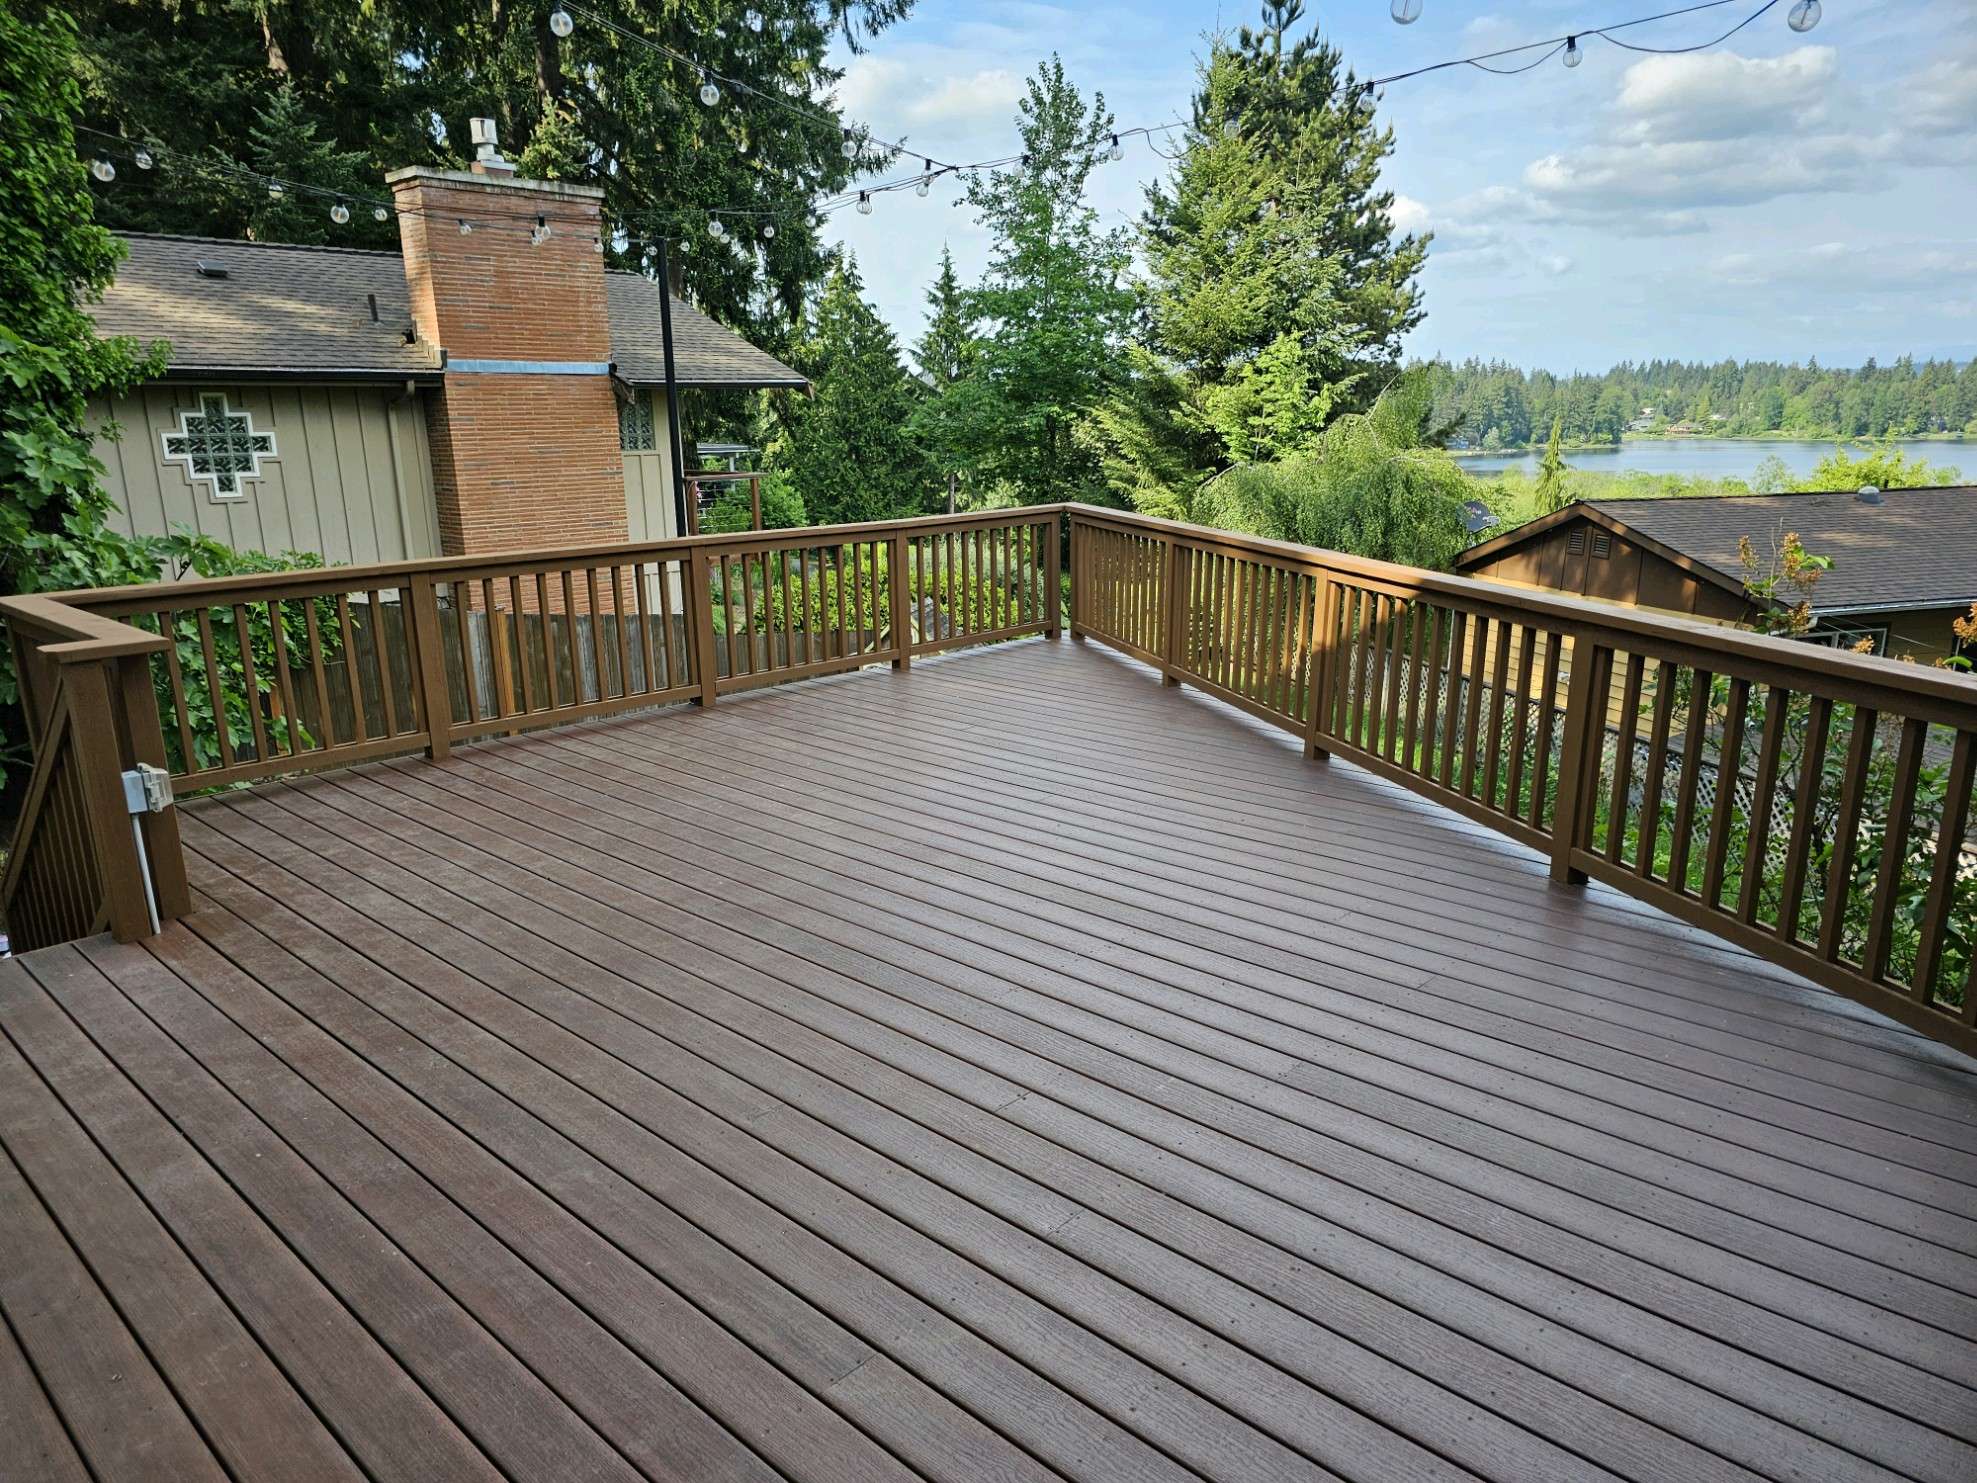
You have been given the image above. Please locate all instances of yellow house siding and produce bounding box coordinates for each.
[621,391,678,543]
[90,383,441,565]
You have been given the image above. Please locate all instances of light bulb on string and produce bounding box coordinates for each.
[1391,0,1422,24]
[856,191,873,215]
[133,147,154,170]
[916,159,933,197]
[708,217,727,239]
[267,179,285,200]
[1562,35,1583,67]
[90,156,116,183]
[761,222,776,240]
[745,9,764,32]
[840,128,858,160]
[372,205,390,223]
[330,201,350,225]
[458,218,473,235]
[1107,134,1123,162]
[1787,0,1821,31]
[548,8,574,38]
[594,235,605,254]
[699,74,721,106]
[530,214,551,245]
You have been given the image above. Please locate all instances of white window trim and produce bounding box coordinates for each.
[161,392,278,502]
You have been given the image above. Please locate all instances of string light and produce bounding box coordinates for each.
[856,190,873,215]
[708,216,727,238]
[916,159,933,197]
[1391,0,1422,23]
[90,155,115,182]
[330,201,350,224]
[1787,0,1821,30]
[133,146,154,170]
[548,8,574,39]
[698,73,721,107]
[745,9,764,33]
[761,222,776,239]
[372,205,389,223]
[840,127,858,160]
[1108,134,1124,161]
[530,213,552,244]
[266,179,284,200]
[458,218,473,235]
[1563,35,1584,67]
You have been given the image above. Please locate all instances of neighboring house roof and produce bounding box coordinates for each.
[92,232,806,390]
[1457,485,1977,615]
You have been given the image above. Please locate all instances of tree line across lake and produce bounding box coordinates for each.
[1425,356,1977,452]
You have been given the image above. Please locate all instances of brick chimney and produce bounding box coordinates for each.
[387,124,626,558]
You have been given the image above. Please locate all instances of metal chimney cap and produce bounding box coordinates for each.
[1855,484,1883,504]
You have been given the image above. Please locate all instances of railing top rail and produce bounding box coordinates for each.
[0,592,170,663]
[54,505,1072,614]
[1066,503,1977,714]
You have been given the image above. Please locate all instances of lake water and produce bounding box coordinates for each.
[1455,437,1968,483]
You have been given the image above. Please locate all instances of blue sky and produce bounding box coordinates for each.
[821,0,1977,372]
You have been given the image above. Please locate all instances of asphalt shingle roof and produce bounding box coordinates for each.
[1586,486,1977,614]
[93,233,805,390]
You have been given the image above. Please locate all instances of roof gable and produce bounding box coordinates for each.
[1458,486,1977,613]
[92,232,805,390]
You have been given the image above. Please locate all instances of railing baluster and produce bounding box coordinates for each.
[1860,716,1925,982]
[1700,677,1751,910]
[1666,669,1714,892]
[1505,623,1536,817]
[1460,616,1489,799]
[1777,694,1835,944]
[1529,629,1562,831]
[1634,660,1678,877]
[1482,618,1512,804]
[1817,704,1879,961]
[1738,687,1788,925]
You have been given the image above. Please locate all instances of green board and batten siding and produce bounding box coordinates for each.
[90,384,444,566]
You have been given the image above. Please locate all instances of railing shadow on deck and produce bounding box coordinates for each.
[2,502,1972,1055]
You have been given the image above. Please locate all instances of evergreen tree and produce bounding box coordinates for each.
[1535,417,1569,513]
[951,58,1135,505]
[774,256,932,524]
[909,246,982,508]
[68,0,916,340]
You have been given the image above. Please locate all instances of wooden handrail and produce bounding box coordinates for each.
[1066,504,1977,1054]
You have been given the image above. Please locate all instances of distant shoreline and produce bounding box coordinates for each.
[1451,431,1972,458]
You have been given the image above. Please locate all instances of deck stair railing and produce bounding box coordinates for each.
[3,501,1971,1056]
[1067,504,1977,1054]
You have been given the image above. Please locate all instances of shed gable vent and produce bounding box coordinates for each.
[1591,531,1612,559]
[194,260,230,279]
[1568,529,1586,555]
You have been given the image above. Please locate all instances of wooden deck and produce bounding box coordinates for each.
[3,634,1973,1483]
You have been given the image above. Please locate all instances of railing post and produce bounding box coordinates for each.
[750,475,763,534]
[1160,536,1184,687]
[1046,513,1064,639]
[689,548,720,707]
[64,658,153,942]
[1303,572,1336,761]
[1064,516,1083,641]
[408,573,452,761]
[114,651,191,921]
[1549,630,1608,885]
[889,531,912,671]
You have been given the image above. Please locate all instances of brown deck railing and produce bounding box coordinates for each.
[1067,504,1977,1052]
[5,500,1972,1054]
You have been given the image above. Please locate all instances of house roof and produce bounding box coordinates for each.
[92,232,805,390]
[1457,485,1977,615]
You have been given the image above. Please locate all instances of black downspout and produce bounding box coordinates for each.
[654,237,689,537]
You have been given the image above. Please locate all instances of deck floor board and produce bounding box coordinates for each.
[4,635,1974,1482]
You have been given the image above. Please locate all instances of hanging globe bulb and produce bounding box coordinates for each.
[1108,134,1124,162]
[916,175,931,198]
[708,217,727,239]
[1787,0,1821,31]
[699,76,721,106]
[1391,0,1422,24]
[133,147,155,170]
[330,202,350,225]
[1563,35,1583,68]
[594,235,605,254]
[761,222,776,239]
[745,9,764,32]
[90,156,117,183]
[841,128,858,160]
[267,179,285,200]
[372,205,390,223]
[458,218,473,235]
[548,8,575,39]
[856,190,873,215]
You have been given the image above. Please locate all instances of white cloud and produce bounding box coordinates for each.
[1387,193,1432,233]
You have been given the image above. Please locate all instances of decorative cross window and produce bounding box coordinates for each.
[618,391,657,451]
[161,393,277,500]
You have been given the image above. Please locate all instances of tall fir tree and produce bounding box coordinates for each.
[68,1,916,340]
[951,57,1134,505]
[1535,416,1569,513]
[774,256,932,525]
[909,245,982,508]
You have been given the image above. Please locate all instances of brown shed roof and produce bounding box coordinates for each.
[1458,485,1977,615]
[92,233,805,390]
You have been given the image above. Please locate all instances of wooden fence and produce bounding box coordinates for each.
[1068,504,1977,1053]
